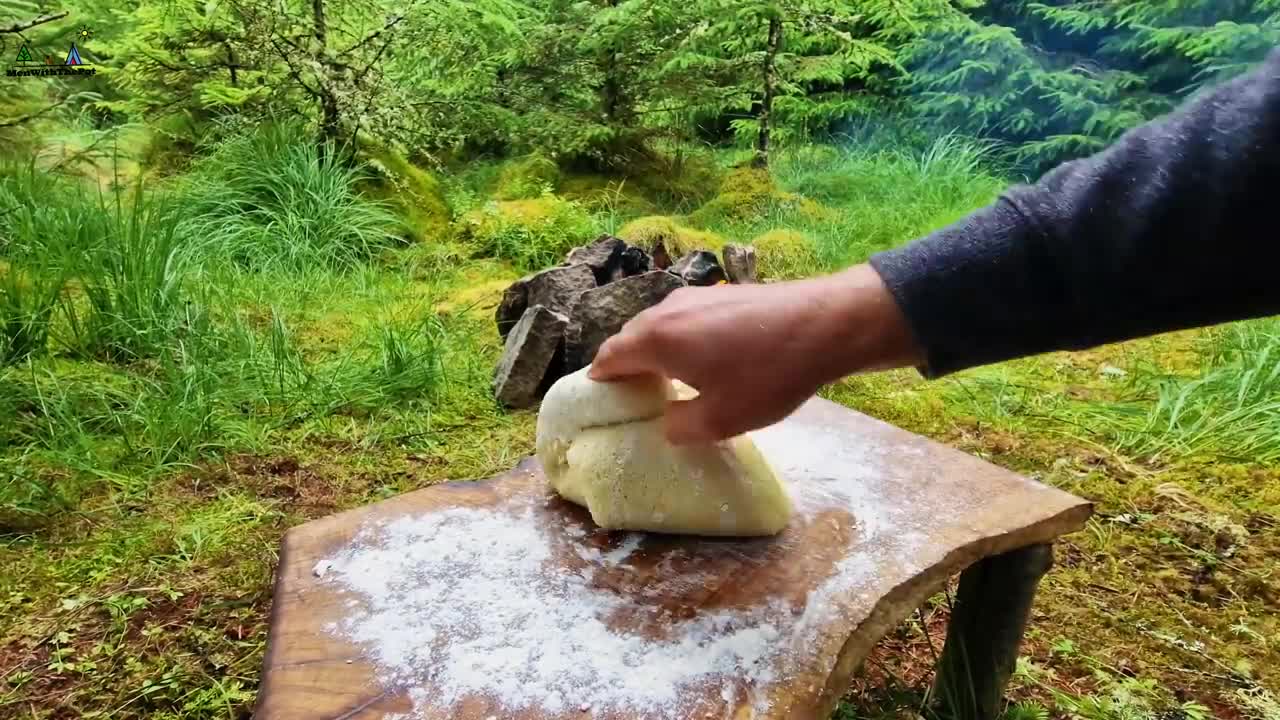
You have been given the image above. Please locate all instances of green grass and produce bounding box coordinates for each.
[1083,319,1280,464]
[653,137,1007,280]
[768,136,1005,269]
[2,138,1278,719]
[457,194,599,272]
[0,162,76,365]
[180,124,400,272]
[61,183,193,363]
[0,264,64,365]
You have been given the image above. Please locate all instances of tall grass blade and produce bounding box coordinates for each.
[181,123,399,272]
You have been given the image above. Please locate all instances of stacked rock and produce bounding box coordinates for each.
[492,234,758,408]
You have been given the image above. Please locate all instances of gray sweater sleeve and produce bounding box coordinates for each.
[868,47,1280,379]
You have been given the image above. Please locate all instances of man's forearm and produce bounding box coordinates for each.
[869,48,1280,379]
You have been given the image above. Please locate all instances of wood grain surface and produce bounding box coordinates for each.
[254,396,1092,720]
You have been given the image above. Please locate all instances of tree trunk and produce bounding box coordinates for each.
[601,63,622,125]
[311,0,341,154]
[599,0,623,128]
[319,92,342,154]
[223,40,238,86]
[312,0,327,45]
[753,15,782,169]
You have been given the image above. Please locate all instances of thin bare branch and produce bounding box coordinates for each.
[0,98,69,128]
[1,11,69,35]
[353,24,401,84]
[343,11,407,57]
[269,37,322,98]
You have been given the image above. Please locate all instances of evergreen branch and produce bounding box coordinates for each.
[138,50,186,73]
[0,11,69,35]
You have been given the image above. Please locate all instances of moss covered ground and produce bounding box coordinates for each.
[1,140,1277,719]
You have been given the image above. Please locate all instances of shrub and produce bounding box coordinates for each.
[182,124,399,271]
[457,195,596,271]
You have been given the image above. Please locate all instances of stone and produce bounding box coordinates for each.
[495,282,528,340]
[493,305,569,408]
[526,264,595,316]
[722,243,758,284]
[496,264,595,340]
[566,234,625,284]
[565,270,686,370]
[609,246,652,282]
[652,241,672,270]
[670,250,726,286]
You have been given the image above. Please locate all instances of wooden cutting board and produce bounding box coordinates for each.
[254,396,1091,720]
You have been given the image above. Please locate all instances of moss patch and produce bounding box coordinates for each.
[495,154,561,201]
[687,166,832,226]
[456,196,596,272]
[748,228,820,280]
[554,147,723,216]
[619,150,724,209]
[360,147,452,244]
[617,215,727,257]
[558,173,659,217]
[434,277,514,317]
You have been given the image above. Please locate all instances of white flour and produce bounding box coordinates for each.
[315,418,960,718]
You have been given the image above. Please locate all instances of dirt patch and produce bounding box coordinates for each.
[188,453,355,518]
[178,449,456,521]
[119,591,207,644]
[847,596,951,701]
[0,582,266,717]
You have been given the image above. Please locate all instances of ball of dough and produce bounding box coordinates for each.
[535,366,792,537]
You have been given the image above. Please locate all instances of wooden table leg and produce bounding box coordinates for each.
[932,543,1054,720]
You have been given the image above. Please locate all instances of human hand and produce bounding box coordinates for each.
[587,263,923,444]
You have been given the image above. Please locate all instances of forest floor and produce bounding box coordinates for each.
[1,139,1278,720]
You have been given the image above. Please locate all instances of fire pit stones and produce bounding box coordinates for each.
[492,234,754,408]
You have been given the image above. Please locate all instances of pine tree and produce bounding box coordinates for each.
[905,0,1280,171]
[687,0,943,167]
[502,0,718,166]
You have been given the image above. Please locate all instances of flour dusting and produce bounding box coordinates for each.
[318,505,792,717]
[314,415,958,719]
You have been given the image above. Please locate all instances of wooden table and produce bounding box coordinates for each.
[254,397,1092,720]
